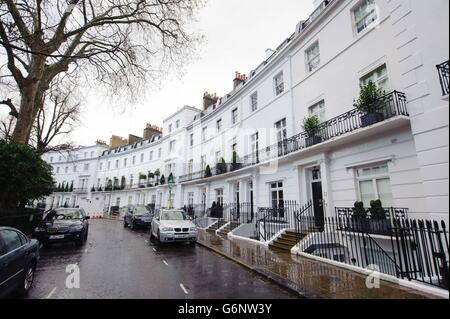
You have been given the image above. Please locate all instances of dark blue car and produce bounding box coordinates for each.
[0,227,39,298]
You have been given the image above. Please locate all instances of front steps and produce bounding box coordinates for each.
[206,219,227,233]
[217,221,241,236]
[269,231,305,251]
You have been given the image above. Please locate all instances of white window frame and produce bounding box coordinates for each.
[352,0,378,35]
[355,163,392,207]
[275,118,287,143]
[216,119,222,132]
[231,108,238,125]
[360,63,389,91]
[202,127,208,142]
[216,189,224,206]
[274,72,284,96]
[305,41,320,73]
[308,100,326,121]
[169,140,176,153]
[250,92,258,112]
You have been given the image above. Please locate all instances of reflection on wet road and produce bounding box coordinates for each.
[27,219,297,299]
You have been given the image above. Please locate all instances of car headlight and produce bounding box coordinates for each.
[70,225,84,232]
[161,227,174,232]
[34,227,45,233]
[189,227,197,232]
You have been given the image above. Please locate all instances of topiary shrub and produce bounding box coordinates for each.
[204,165,212,178]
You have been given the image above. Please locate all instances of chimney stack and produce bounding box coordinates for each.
[143,123,162,140]
[233,72,248,90]
[203,92,219,110]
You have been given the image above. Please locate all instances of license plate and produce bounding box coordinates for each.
[49,235,65,240]
[142,219,151,222]
[175,234,188,238]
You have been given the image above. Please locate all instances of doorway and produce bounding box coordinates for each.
[310,166,324,229]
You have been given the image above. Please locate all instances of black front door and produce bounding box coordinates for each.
[312,181,324,229]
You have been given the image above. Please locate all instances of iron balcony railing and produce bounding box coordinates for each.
[437,60,449,96]
[179,91,408,183]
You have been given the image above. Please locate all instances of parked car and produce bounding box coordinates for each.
[123,206,154,230]
[33,208,90,247]
[150,209,197,246]
[0,227,39,298]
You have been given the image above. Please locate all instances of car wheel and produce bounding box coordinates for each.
[84,230,89,241]
[123,221,128,228]
[130,221,135,231]
[18,261,36,296]
[157,230,162,246]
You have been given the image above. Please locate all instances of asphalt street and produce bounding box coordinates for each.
[27,219,297,299]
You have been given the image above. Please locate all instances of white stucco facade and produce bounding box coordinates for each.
[41,0,449,224]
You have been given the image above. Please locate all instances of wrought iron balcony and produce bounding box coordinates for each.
[179,91,408,184]
[437,60,449,96]
[335,206,409,236]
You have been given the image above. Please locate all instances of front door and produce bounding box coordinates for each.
[311,167,324,229]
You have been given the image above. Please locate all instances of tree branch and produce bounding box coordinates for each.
[0,98,19,118]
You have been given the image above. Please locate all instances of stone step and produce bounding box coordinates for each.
[269,241,293,251]
[275,238,298,246]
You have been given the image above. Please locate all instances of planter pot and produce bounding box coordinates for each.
[230,163,242,171]
[361,112,384,128]
[305,135,323,147]
[368,219,392,235]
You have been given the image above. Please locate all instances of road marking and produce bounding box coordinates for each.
[152,248,157,252]
[162,260,169,266]
[45,287,57,299]
[144,240,149,244]
[180,283,189,295]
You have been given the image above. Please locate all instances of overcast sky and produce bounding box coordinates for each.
[60,0,315,146]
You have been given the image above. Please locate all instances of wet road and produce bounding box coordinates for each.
[27,219,296,299]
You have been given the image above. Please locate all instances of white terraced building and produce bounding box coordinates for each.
[42,0,449,223]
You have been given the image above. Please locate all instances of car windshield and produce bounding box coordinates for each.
[160,211,186,221]
[134,207,151,215]
[45,209,83,221]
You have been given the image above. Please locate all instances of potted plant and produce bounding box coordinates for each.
[113,177,120,190]
[231,151,241,171]
[106,180,113,191]
[147,171,155,187]
[204,165,212,178]
[369,199,391,235]
[302,115,322,147]
[159,174,166,185]
[120,176,126,190]
[154,169,161,185]
[216,157,227,175]
[69,181,74,192]
[351,201,368,232]
[91,185,96,192]
[65,183,69,192]
[139,173,147,188]
[97,185,103,192]
[354,81,386,127]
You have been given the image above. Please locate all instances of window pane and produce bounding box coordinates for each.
[359,180,375,207]
[1,230,23,254]
[376,178,393,207]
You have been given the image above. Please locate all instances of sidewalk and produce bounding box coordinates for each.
[197,230,441,299]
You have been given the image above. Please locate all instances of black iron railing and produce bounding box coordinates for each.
[257,201,299,241]
[179,91,408,184]
[294,211,449,290]
[335,207,409,236]
[437,61,449,96]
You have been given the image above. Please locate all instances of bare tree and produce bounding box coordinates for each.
[0,0,204,144]
[1,77,80,153]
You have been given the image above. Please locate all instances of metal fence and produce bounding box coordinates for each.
[294,208,449,291]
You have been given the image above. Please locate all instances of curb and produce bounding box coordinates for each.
[196,240,315,299]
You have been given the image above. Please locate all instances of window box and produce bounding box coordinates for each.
[305,135,323,147]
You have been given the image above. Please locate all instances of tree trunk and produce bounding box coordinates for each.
[12,83,39,144]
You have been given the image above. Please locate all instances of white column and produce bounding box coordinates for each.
[319,156,334,217]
